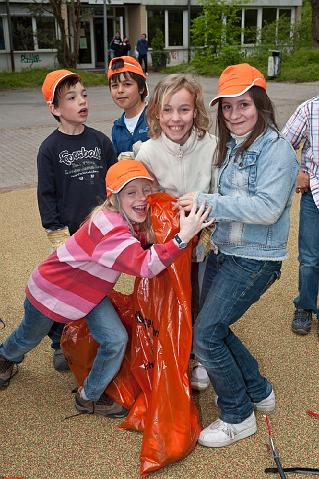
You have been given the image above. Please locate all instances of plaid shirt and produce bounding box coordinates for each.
[282,96,319,209]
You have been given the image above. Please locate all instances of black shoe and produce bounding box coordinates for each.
[0,354,18,389]
[291,308,312,335]
[75,391,128,418]
[53,348,70,372]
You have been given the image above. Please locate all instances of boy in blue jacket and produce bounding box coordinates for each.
[108,56,149,157]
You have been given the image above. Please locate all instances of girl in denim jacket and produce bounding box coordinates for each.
[179,64,298,448]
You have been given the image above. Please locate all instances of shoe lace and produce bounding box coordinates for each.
[210,419,235,440]
[295,309,311,323]
[64,388,96,421]
[64,390,113,420]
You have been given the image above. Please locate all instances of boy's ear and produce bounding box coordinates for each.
[50,103,61,118]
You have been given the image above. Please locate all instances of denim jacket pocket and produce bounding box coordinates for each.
[230,153,258,191]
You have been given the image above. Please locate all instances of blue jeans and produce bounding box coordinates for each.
[48,322,65,350]
[194,253,281,424]
[294,191,319,319]
[0,297,128,401]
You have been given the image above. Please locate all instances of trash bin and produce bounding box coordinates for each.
[267,50,281,79]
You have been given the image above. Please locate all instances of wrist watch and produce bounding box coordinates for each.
[174,233,188,249]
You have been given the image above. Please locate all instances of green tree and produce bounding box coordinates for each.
[150,29,168,71]
[312,0,319,47]
[191,0,241,61]
[30,0,82,67]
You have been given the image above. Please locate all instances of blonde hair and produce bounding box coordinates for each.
[146,74,210,139]
[88,194,156,244]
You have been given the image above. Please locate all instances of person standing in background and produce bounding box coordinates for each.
[118,36,131,57]
[282,96,319,336]
[136,33,149,75]
[110,31,122,59]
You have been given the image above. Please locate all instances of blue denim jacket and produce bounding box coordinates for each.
[196,128,299,260]
[111,107,149,155]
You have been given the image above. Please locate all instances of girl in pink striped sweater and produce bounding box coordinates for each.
[0,160,213,418]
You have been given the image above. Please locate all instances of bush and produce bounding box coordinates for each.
[150,29,168,71]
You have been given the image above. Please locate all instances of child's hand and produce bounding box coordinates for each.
[177,193,195,211]
[178,201,215,244]
[295,170,310,194]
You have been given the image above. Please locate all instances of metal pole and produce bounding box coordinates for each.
[103,0,108,72]
[5,0,15,72]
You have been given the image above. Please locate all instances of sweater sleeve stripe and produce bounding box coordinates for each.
[94,210,119,235]
[112,239,180,277]
[58,239,120,283]
[93,235,138,267]
[28,270,95,316]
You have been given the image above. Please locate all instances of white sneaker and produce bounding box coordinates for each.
[254,389,276,412]
[214,389,276,413]
[191,363,210,391]
[198,412,257,448]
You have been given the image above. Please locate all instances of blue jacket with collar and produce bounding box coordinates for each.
[111,107,149,155]
[196,127,299,260]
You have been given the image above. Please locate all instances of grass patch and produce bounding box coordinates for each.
[163,47,319,82]
[0,67,108,90]
[1,47,319,88]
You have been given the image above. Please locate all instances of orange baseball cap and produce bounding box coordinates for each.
[106,160,153,197]
[108,56,147,80]
[42,69,80,105]
[210,63,266,106]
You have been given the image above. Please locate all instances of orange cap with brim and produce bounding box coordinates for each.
[106,160,153,197]
[42,69,80,105]
[210,63,266,107]
[107,56,147,80]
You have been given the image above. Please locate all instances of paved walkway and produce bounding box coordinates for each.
[1,74,319,191]
[1,74,319,479]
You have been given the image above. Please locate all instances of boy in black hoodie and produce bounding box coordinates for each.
[38,69,116,371]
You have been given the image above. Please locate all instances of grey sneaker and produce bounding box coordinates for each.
[53,348,70,372]
[291,308,312,335]
[191,363,210,391]
[0,354,17,389]
[75,392,128,418]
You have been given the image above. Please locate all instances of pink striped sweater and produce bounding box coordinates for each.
[26,210,180,323]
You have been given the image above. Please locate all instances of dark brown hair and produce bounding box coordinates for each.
[214,86,279,167]
[109,71,147,100]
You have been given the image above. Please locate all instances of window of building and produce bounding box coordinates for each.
[243,9,258,44]
[11,16,33,50]
[168,9,183,46]
[0,18,5,50]
[36,17,56,49]
[147,9,165,46]
[279,9,292,21]
[262,8,277,27]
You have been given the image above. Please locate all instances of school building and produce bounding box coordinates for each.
[0,0,302,72]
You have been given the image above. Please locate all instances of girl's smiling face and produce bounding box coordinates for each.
[118,178,153,223]
[159,87,196,145]
[221,93,258,136]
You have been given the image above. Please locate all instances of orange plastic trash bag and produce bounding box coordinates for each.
[61,291,140,409]
[61,192,201,475]
[120,192,201,476]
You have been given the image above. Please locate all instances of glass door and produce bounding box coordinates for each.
[78,19,95,68]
